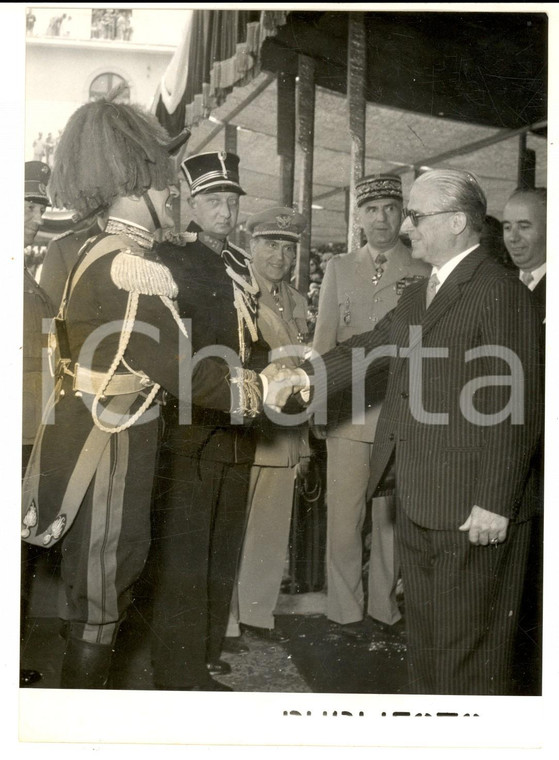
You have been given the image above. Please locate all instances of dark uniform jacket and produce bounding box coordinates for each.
[40,220,102,311]
[157,223,261,464]
[22,231,240,546]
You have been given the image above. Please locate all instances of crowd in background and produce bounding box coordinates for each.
[90,9,133,41]
[26,8,134,41]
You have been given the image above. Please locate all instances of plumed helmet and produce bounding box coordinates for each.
[49,89,176,216]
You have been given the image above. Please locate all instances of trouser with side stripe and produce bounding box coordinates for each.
[60,418,158,647]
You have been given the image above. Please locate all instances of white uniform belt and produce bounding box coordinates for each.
[72,364,152,396]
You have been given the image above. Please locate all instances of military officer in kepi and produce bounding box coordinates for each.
[150,151,269,691]
[312,174,429,641]
[21,96,271,690]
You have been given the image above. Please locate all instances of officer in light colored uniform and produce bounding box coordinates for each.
[313,174,429,636]
[226,207,310,645]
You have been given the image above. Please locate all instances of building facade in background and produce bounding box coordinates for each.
[25,7,187,161]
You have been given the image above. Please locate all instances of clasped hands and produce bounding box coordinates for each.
[261,363,309,412]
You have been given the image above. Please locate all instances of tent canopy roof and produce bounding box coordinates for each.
[184,75,547,246]
[162,10,547,246]
[260,11,547,132]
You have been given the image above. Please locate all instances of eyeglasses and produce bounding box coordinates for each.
[403,208,462,227]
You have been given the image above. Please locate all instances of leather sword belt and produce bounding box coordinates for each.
[72,363,153,396]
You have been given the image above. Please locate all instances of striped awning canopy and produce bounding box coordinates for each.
[154,9,288,136]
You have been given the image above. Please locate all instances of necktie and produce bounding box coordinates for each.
[520,270,534,288]
[272,284,284,316]
[371,253,387,285]
[425,273,439,308]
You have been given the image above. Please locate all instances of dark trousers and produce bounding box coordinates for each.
[512,511,543,695]
[397,504,532,695]
[151,450,251,688]
[59,420,158,647]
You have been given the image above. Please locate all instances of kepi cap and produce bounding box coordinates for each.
[181,151,245,196]
[246,206,307,242]
[25,161,51,205]
[355,173,402,207]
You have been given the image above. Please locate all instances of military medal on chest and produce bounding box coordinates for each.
[343,295,352,325]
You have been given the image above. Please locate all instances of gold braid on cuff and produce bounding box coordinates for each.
[230,368,263,418]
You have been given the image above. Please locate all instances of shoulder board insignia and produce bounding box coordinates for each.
[111,250,179,298]
[162,230,198,247]
[51,229,75,243]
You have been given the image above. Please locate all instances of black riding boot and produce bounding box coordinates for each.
[60,637,113,689]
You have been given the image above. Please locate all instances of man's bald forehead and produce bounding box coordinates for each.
[503,192,546,224]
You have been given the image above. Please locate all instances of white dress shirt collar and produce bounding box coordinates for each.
[519,262,546,291]
[431,244,480,292]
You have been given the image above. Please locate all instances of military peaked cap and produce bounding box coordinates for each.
[246,206,307,242]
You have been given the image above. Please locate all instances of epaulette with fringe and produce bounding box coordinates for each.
[111,249,179,299]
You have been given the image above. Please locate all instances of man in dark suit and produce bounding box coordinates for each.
[503,186,546,694]
[502,187,546,322]
[270,168,543,695]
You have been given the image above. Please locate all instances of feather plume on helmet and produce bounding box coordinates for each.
[49,86,177,217]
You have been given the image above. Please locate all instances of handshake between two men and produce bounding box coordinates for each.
[261,363,310,414]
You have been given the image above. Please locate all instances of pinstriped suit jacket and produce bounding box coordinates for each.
[307,247,543,530]
[531,274,546,324]
[312,240,429,441]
